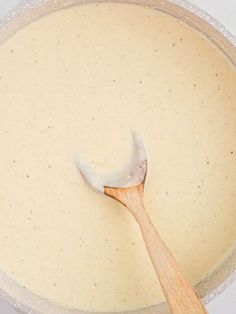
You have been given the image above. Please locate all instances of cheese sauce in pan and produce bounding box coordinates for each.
[0,3,236,311]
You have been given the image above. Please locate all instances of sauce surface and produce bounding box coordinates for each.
[0,3,236,311]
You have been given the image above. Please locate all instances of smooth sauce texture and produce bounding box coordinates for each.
[0,3,236,312]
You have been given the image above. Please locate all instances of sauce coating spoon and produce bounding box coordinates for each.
[76,133,208,314]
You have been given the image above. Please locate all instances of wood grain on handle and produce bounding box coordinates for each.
[105,185,208,314]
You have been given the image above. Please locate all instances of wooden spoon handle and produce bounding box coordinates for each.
[105,186,208,314]
[135,205,208,314]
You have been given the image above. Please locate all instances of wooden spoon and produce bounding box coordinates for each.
[76,133,208,314]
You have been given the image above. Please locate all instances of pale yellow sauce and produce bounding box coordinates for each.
[0,2,236,312]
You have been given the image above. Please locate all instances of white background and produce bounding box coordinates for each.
[0,1,235,313]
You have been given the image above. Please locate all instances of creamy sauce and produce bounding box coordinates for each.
[0,3,236,312]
